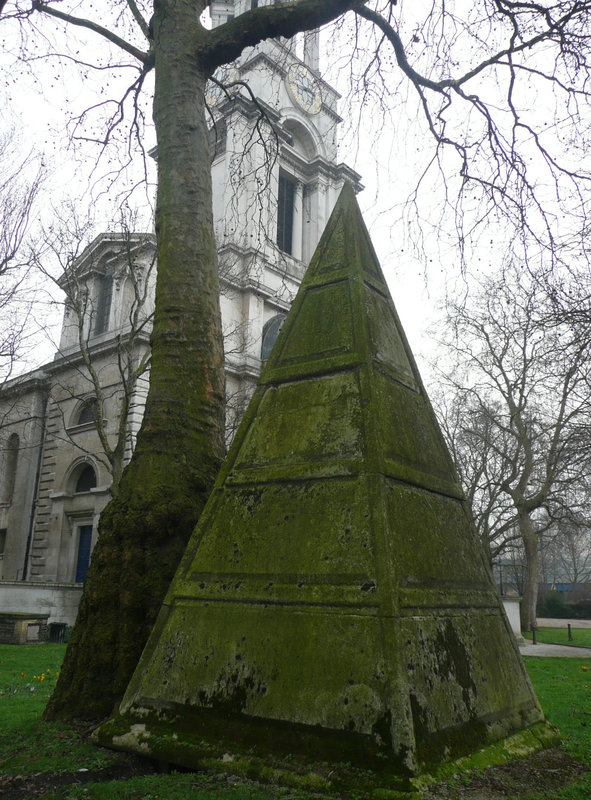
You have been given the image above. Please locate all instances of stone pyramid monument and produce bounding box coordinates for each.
[98,184,552,789]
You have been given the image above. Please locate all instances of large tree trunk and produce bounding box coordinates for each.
[519,511,540,632]
[45,0,225,721]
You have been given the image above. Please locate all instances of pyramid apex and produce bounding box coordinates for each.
[335,179,358,204]
[261,177,420,401]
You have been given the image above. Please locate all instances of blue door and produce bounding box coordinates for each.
[75,525,93,582]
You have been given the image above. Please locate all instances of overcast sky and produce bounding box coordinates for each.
[2,2,578,385]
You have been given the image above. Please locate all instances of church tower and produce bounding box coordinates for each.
[208,0,361,433]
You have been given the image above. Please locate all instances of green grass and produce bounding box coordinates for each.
[521,656,591,799]
[0,642,65,726]
[523,626,591,647]
[2,644,591,798]
[41,774,302,800]
[0,643,125,777]
[523,657,591,763]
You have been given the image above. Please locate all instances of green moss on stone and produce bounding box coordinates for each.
[95,707,558,798]
[96,183,553,781]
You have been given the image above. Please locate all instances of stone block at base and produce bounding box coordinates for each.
[94,712,559,799]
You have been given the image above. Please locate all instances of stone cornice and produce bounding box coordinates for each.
[57,233,156,289]
[0,371,50,402]
[49,329,151,374]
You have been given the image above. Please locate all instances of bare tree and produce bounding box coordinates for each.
[436,263,591,631]
[1,0,591,718]
[29,204,155,491]
[541,507,591,590]
[435,392,523,563]
[0,127,44,386]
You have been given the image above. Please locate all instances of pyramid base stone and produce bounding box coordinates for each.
[95,711,558,798]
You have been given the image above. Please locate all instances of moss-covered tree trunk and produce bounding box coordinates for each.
[45,0,225,721]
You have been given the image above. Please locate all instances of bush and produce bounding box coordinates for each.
[569,600,591,620]
[537,591,572,619]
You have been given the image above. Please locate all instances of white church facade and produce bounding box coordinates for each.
[0,3,361,632]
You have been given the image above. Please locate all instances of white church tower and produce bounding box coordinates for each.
[208,0,361,431]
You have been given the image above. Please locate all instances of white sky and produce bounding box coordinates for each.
[3,2,585,385]
[1,15,444,380]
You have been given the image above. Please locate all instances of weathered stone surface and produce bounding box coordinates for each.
[96,184,552,789]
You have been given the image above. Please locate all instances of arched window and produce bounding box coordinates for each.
[283,119,318,160]
[75,465,97,494]
[1,433,19,504]
[261,314,286,361]
[76,399,97,426]
[94,269,114,334]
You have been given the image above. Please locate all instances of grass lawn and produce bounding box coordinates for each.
[522,657,591,799]
[1,644,591,798]
[0,643,120,778]
[523,626,591,647]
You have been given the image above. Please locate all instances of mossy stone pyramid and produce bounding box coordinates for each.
[98,184,551,789]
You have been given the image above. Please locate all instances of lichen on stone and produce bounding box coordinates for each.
[96,183,553,787]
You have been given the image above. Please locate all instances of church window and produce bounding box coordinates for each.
[251,0,258,7]
[261,314,286,360]
[94,270,113,334]
[0,529,6,559]
[283,120,317,160]
[209,120,227,161]
[75,465,97,494]
[277,172,296,255]
[77,399,97,426]
[1,433,19,504]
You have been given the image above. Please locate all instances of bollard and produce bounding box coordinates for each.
[568,623,573,642]
[532,627,537,645]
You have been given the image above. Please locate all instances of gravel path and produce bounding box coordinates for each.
[537,617,591,628]
[519,641,591,657]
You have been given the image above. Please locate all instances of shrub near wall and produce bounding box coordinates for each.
[537,592,591,619]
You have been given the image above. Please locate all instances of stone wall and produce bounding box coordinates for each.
[0,581,82,626]
[0,612,49,644]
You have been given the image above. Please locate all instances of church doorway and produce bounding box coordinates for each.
[75,524,93,583]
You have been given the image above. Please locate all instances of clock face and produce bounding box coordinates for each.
[286,64,322,115]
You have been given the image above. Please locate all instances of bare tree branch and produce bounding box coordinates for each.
[31,0,152,64]
[435,262,591,629]
[126,0,150,41]
[204,0,368,71]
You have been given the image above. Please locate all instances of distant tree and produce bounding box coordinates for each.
[3,0,591,718]
[436,392,523,564]
[541,510,591,590]
[30,206,155,491]
[437,264,591,631]
[0,128,44,387]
